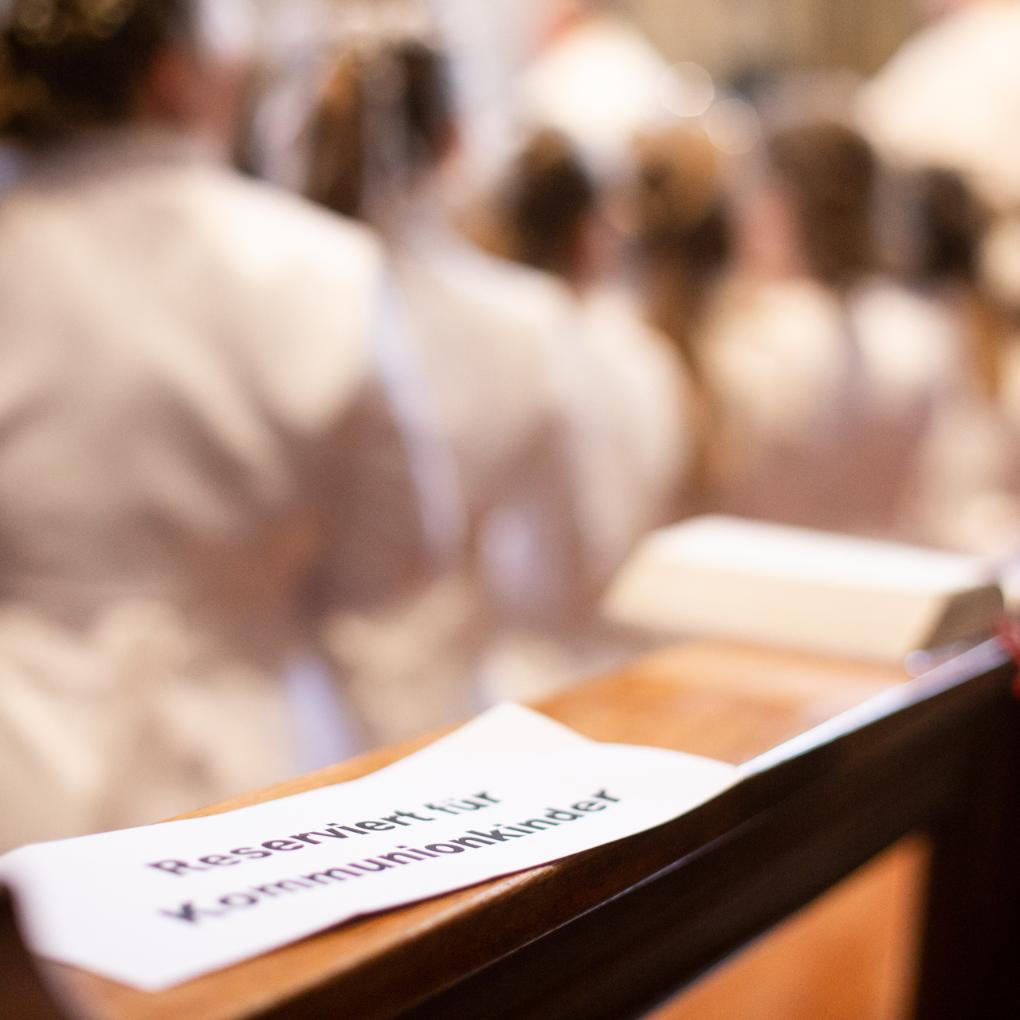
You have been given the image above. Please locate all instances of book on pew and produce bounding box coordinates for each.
[603,516,1004,663]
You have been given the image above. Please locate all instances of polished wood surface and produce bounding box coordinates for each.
[40,640,1017,1019]
[1,888,67,1019]
[657,838,930,1020]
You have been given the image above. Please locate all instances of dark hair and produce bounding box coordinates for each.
[768,121,877,289]
[633,127,731,290]
[913,167,988,286]
[0,0,195,144]
[909,166,1004,398]
[304,39,454,221]
[498,129,597,279]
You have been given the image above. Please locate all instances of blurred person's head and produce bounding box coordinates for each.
[631,126,732,364]
[495,128,600,290]
[908,166,1007,399]
[764,121,879,291]
[0,0,253,149]
[910,167,988,288]
[304,38,456,223]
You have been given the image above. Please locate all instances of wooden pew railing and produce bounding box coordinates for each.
[2,888,67,1019]
[11,640,1020,1019]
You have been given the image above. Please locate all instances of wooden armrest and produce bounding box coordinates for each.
[2,887,69,1019]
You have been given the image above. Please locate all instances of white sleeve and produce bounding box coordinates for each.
[306,271,455,616]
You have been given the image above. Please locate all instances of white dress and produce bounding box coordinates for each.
[328,224,692,727]
[858,1,1020,210]
[0,129,428,847]
[915,336,1020,555]
[567,287,691,579]
[323,224,588,741]
[476,284,692,702]
[704,276,957,539]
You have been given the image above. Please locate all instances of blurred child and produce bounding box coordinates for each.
[629,125,736,509]
[302,39,660,721]
[704,121,958,538]
[0,0,429,846]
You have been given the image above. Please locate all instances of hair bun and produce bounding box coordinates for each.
[6,0,137,46]
[0,0,185,144]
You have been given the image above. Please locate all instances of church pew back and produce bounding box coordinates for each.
[27,640,1020,1019]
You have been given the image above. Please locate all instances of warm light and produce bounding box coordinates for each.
[659,61,716,119]
[704,96,762,154]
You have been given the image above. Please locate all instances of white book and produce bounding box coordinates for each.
[603,516,1004,663]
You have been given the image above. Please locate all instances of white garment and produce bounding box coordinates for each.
[327,227,692,731]
[325,226,593,741]
[520,14,675,171]
[0,129,428,847]
[568,287,691,580]
[395,229,577,551]
[479,285,692,702]
[914,388,1020,553]
[916,335,1020,553]
[704,276,957,538]
[858,1,1020,210]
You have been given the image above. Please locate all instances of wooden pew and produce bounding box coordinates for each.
[25,640,1020,1019]
[1,887,67,1019]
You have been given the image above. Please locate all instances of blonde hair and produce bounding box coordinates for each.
[631,127,732,374]
[630,127,735,501]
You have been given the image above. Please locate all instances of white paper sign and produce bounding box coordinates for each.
[0,704,738,991]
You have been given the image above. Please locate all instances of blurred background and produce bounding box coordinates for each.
[4,2,1019,1015]
[599,0,916,71]
[4,0,1020,855]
